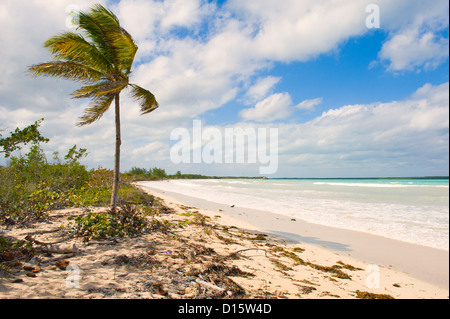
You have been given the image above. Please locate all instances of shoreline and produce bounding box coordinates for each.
[137,182,449,291]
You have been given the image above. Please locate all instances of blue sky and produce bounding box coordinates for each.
[0,0,449,178]
[204,29,449,126]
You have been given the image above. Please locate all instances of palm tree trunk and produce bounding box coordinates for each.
[111,93,121,211]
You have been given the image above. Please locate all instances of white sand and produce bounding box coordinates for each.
[137,182,449,296]
[1,184,448,299]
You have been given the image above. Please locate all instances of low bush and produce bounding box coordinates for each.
[71,204,149,241]
[0,143,155,226]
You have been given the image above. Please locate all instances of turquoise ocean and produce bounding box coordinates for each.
[146,178,449,251]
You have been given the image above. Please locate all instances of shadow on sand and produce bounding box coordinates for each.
[267,230,352,253]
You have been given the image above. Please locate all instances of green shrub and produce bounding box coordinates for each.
[1,145,93,224]
[72,205,148,241]
[0,141,157,227]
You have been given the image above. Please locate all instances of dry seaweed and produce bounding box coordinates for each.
[270,246,352,279]
[336,260,364,271]
[113,253,156,268]
[355,290,395,299]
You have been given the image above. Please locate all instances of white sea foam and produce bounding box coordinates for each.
[313,182,449,188]
[142,178,449,251]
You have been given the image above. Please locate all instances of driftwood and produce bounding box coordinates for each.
[41,254,76,264]
[24,235,78,254]
[38,243,78,254]
[87,240,116,245]
[195,279,225,292]
[233,248,269,257]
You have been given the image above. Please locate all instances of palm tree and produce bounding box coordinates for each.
[28,4,159,211]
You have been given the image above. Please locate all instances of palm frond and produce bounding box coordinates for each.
[77,10,117,67]
[29,4,157,130]
[90,6,138,75]
[77,94,115,126]
[72,80,127,99]
[76,4,137,75]
[43,32,113,73]
[28,61,104,83]
[89,4,121,25]
[129,84,159,115]
[115,27,138,75]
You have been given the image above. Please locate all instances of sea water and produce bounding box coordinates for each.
[144,178,449,251]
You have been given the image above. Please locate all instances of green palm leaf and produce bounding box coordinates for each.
[43,32,113,73]
[129,84,159,115]
[77,5,137,74]
[77,94,115,126]
[28,61,104,83]
[72,80,128,99]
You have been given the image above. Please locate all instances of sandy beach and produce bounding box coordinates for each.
[138,182,449,296]
[0,183,448,299]
[137,183,449,289]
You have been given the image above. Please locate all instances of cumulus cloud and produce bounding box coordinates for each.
[240,95,323,122]
[380,28,449,72]
[225,0,370,62]
[275,82,449,176]
[245,76,281,103]
[183,82,448,177]
[239,93,295,122]
[296,98,323,111]
[377,0,449,72]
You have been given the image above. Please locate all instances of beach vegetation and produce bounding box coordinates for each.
[28,4,159,211]
[125,167,168,180]
[0,122,156,227]
[124,167,222,181]
[0,143,92,224]
[179,212,197,217]
[0,237,34,275]
[124,167,266,181]
[72,205,148,241]
[150,218,173,232]
[0,119,49,158]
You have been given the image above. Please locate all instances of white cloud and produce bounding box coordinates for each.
[226,0,371,62]
[380,28,449,71]
[113,0,161,42]
[239,93,294,122]
[240,95,323,123]
[190,82,448,177]
[112,0,214,60]
[245,76,281,103]
[296,98,323,110]
[161,0,206,30]
[377,0,449,72]
[131,142,169,163]
[274,82,449,176]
